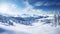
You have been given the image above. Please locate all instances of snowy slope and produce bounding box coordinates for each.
[0,13,60,34]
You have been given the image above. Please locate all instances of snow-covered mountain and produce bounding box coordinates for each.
[0,14,60,34]
[0,14,49,26]
[0,13,58,34]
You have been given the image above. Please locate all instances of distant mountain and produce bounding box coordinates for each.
[0,14,48,26]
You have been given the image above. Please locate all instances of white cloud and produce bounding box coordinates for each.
[21,1,49,17]
[34,1,50,6]
[0,0,54,20]
[0,1,48,17]
[34,1,43,6]
[34,1,60,6]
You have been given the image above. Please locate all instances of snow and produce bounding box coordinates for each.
[0,14,60,34]
[0,20,60,34]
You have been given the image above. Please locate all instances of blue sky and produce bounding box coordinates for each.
[0,0,60,13]
[0,0,60,17]
[0,0,26,9]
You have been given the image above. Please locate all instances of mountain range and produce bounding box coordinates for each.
[0,14,48,26]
